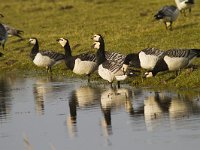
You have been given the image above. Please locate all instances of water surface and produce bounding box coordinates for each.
[0,75,200,150]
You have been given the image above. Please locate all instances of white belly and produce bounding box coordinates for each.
[33,53,54,67]
[164,56,190,71]
[139,52,159,70]
[98,65,115,83]
[73,58,97,75]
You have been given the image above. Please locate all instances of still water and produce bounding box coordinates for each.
[0,75,200,150]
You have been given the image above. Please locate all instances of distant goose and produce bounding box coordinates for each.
[144,48,200,77]
[29,38,65,73]
[92,34,126,64]
[0,15,8,50]
[154,5,180,30]
[123,48,164,71]
[175,0,194,15]
[3,24,23,39]
[57,38,97,82]
[93,41,134,88]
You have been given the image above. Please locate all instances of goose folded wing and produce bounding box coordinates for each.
[40,51,65,61]
[76,52,96,62]
[102,60,123,74]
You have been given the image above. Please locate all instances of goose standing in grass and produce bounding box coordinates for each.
[93,41,134,88]
[154,5,180,30]
[92,34,125,64]
[3,24,23,39]
[57,38,97,82]
[175,0,194,15]
[123,48,164,71]
[29,38,65,73]
[144,48,200,77]
[0,14,8,50]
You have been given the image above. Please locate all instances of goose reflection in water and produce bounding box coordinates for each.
[144,91,172,131]
[0,77,12,122]
[67,86,100,137]
[143,90,200,131]
[100,87,134,136]
[33,77,66,115]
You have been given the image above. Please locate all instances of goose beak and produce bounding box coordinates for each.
[56,39,60,42]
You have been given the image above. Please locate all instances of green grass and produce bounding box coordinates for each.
[1,0,200,88]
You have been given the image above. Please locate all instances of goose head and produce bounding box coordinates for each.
[57,38,68,47]
[92,34,103,42]
[29,38,37,45]
[143,72,154,78]
[93,41,101,49]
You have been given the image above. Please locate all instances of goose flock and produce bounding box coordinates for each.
[0,0,199,88]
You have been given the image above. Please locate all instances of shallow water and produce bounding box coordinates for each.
[0,75,200,150]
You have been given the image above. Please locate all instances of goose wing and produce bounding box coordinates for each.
[142,48,164,56]
[76,52,96,62]
[166,49,200,59]
[3,24,23,38]
[102,59,123,74]
[105,51,125,62]
[40,51,65,61]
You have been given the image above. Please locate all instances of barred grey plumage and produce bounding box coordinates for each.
[3,24,23,39]
[92,34,126,64]
[123,47,164,70]
[165,48,200,58]
[144,48,200,77]
[142,47,164,56]
[29,38,65,73]
[57,38,98,82]
[154,5,180,30]
[175,0,194,15]
[93,40,132,88]
[0,23,8,50]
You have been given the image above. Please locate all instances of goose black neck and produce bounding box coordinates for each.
[151,58,168,76]
[96,41,106,64]
[64,42,72,57]
[30,39,39,60]
[124,53,140,68]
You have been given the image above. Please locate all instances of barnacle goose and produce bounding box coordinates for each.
[144,48,200,77]
[3,24,23,39]
[123,48,164,71]
[154,5,180,30]
[94,41,134,88]
[175,0,194,15]
[57,38,97,82]
[29,38,65,73]
[92,34,126,64]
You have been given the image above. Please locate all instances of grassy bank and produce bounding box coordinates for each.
[0,0,200,88]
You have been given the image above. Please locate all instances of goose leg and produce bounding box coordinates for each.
[87,74,90,83]
[117,81,121,88]
[169,22,173,31]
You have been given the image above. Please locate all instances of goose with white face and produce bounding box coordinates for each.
[144,72,153,78]
[92,34,101,42]
[29,38,37,45]
[57,38,68,47]
[93,41,101,49]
